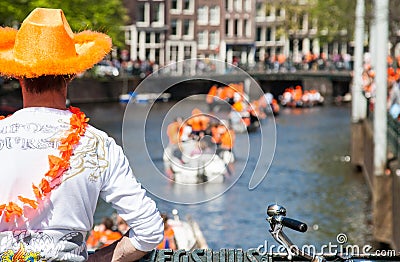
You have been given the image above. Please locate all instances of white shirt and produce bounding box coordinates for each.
[0,107,163,261]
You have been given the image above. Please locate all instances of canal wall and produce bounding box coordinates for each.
[351,120,398,250]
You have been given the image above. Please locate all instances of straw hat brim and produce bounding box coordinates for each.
[0,27,112,78]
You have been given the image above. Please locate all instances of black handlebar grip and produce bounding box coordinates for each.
[281,217,308,232]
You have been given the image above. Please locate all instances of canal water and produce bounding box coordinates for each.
[78,100,372,251]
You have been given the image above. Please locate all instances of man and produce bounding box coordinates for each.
[187,108,209,137]
[166,117,183,146]
[0,8,163,261]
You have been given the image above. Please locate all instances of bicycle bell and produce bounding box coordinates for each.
[267,204,287,217]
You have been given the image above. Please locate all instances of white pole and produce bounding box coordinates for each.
[370,19,377,69]
[352,0,367,122]
[131,25,138,61]
[373,0,388,176]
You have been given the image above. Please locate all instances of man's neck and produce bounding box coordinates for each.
[22,89,68,110]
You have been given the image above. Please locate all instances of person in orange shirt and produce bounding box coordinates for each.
[224,86,235,105]
[271,99,280,115]
[220,127,235,152]
[232,100,245,112]
[86,217,123,250]
[211,123,227,146]
[187,108,210,137]
[293,85,303,105]
[167,117,183,145]
[157,214,177,250]
[206,85,218,105]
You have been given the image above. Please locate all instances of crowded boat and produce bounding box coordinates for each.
[87,209,208,252]
[163,108,235,184]
[206,83,268,133]
[279,85,324,108]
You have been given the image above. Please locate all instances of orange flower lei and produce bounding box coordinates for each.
[0,106,89,222]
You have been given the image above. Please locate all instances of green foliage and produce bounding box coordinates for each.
[264,0,360,45]
[388,0,400,45]
[266,0,316,38]
[309,0,356,44]
[0,0,128,47]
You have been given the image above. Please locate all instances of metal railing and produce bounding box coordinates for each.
[365,97,400,161]
[387,113,400,160]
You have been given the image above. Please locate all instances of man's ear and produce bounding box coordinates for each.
[18,77,25,89]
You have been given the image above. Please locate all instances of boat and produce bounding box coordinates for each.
[279,87,324,108]
[167,209,208,250]
[119,92,171,104]
[206,83,248,113]
[258,93,280,116]
[163,139,230,184]
[87,209,207,253]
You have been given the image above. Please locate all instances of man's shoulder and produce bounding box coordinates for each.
[85,125,116,146]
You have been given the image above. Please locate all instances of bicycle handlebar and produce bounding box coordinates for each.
[278,216,308,233]
[267,204,324,262]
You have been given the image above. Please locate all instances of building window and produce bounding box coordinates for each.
[266,28,272,41]
[198,30,208,49]
[146,32,151,43]
[210,6,220,26]
[256,27,262,41]
[256,2,264,17]
[170,45,178,62]
[184,0,190,9]
[269,6,275,17]
[184,46,192,59]
[183,0,193,12]
[136,2,150,26]
[183,19,191,36]
[155,49,160,64]
[234,19,239,36]
[152,3,164,25]
[171,19,178,36]
[299,14,304,30]
[277,8,284,17]
[209,30,219,49]
[198,6,208,25]
[225,19,232,37]
[172,0,178,10]
[136,2,145,22]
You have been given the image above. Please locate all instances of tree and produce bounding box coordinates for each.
[388,0,400,54]
[309,0,357,44]
[0,0,128,48]
[266,0,315,40]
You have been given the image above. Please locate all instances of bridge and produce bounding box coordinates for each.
[67,70,352,103]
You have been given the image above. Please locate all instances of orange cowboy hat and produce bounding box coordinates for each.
[0,8,112,78]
